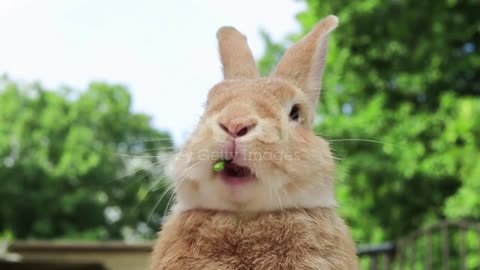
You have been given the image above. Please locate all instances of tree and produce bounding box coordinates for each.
[260,0,480,243]
[0,75,173,240]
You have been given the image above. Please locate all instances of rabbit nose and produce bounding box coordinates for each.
[218,119,257,137]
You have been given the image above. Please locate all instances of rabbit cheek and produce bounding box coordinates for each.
[295,127,316,144]
[256,128,280,144]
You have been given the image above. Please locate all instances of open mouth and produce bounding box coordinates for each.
[217,161,255,185]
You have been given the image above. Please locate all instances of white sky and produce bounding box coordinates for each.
[0,0,305,145]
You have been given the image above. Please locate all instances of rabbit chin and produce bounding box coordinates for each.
[170,169,337,213]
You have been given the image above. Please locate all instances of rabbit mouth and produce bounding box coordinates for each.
[220,162,255,185]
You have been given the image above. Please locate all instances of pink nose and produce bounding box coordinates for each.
[218,119,256,137]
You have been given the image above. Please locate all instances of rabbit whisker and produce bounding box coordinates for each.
[162,161,199,218]
[134,176,169,211]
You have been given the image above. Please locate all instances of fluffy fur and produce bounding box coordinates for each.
[151,15,359,269]
[152,209,357,270]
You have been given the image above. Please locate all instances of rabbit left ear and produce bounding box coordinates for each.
[217,26,259,79]
[272,15,338,108]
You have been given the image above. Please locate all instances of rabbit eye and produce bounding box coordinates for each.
[289,104,300,121]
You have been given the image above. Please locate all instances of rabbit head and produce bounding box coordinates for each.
[171,15,339,213]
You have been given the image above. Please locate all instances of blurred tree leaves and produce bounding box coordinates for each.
[260,0,480,243]
[0,75,173,240]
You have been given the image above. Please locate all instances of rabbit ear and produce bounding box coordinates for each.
[272,15,338,108]
[217,26,259,79]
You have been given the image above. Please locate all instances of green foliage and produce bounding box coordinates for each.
[260,0,480,243]
[0,75,173,240]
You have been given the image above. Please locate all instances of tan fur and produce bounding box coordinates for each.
[217,26,258,79]
[152,208,357,270]
[273,15,338,109]
[151,15,359,269]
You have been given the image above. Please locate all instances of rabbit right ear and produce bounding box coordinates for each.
[272,15,338,108]
[217,26,259,80]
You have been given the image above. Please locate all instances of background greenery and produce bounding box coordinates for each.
[0,76,173,240]
[260,0,480,244]
[0,0,478,253]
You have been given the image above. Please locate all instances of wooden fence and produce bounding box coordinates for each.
[3,220,479,270]
[358,220,480,270]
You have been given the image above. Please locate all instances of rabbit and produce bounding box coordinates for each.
[151,15,359,270]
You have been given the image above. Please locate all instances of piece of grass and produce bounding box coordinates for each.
[213,160,226,172]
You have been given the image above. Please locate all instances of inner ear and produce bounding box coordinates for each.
[272,15,338,109]
[217,26,259,80]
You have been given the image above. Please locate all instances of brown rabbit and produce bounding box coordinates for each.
[151,15,359,270]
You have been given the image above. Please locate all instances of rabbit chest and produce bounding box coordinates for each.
[151,208,358,270]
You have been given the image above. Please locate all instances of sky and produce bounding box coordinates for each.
[0,0,305,145]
